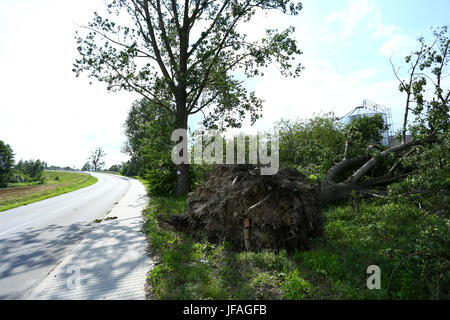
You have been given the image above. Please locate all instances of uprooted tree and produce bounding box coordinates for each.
[73,0,304,195]
[167,26,449,251]
[321,26,448,202]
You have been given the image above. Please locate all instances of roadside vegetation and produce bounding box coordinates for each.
[143,182,448,300]
[137,103,448,299]
[0,171,98,212]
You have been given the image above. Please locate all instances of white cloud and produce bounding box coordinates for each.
[328,0,379,38]
[319,32,338,44]
[351,68,378,81]
[372,24,398,39]
[327,0,421,62]
[378,34,418,58]
[204,1,412,137]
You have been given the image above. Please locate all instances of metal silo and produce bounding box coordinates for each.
[341,100,393,146]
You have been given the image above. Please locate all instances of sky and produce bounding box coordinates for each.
[0,0,449,168]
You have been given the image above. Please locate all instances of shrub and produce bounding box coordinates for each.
[15,159,45,182]
[281,269,316,299]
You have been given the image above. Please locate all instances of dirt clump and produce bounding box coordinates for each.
[165,165,323,251]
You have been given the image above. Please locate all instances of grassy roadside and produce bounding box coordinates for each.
[0,171,98,212]
[143,195,449,300]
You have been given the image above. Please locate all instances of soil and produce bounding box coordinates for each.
[164,165,323,251]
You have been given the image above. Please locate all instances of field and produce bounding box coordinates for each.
[144,195,449,300]
[0,171,98,212]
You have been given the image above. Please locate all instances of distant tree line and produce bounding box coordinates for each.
[46,165,76,171]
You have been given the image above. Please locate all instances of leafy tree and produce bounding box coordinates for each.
[123,98,178,194]
[122,98,174,176]
[385,26,450,213]
[382,27,450,297]
[73,0,303,194]
[15,159,46,182]
[343,114,388,159]
[0,140,14,188]
[120,159,140,176]
[89,147,106,171]
[277,113,345,178]
[82,161,92,171]
[108,164,122,172]
[391,26,449,143]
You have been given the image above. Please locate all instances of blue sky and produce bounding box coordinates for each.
[0,0,449,168]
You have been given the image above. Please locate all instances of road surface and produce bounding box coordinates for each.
[0,172,131,299]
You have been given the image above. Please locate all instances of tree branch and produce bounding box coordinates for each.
[187,0,231,58]
[155,0,179,75]
[141,0,177,94]
[324,154,368,184]
[348,138,437,184]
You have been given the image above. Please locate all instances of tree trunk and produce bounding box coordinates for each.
[176,163,190,195]
[402,92,411,144]
[175,22,190,196]
[322,138,438,202]
[324,154,367,184]
[175,98,190,195]
[320,182,359,203]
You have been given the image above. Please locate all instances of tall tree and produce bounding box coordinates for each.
[73,0,303,194]
[89,147,107,171]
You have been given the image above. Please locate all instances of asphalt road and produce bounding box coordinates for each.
[0,172,131,299]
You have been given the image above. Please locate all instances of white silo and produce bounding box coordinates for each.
[341,100,393,146]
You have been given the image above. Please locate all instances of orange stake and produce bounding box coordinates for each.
[244,218,250,250]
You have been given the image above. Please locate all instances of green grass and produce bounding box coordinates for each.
[143,195,449,300]
[6,182,41,188]
[0,171,98,212]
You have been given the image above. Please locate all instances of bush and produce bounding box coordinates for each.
[281,269,316,299]
[9,170,28,183]
[277,113,346,179]
[144,162,177,195]
[15,159,45,182]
